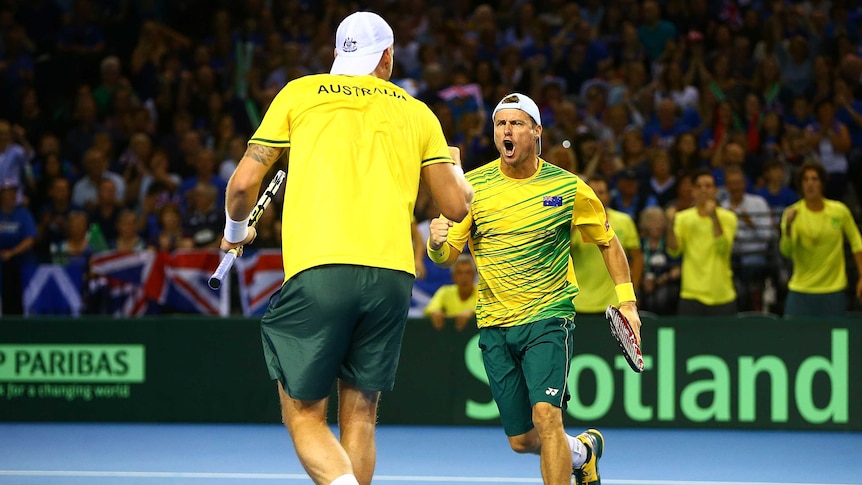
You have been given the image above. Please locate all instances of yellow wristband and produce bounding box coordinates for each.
[427,240,451,264]
[615,282,636,304]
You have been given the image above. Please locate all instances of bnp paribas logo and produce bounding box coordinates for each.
[342,38,358,53]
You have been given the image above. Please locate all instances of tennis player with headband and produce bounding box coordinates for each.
[426,93,641,485]
[220,11,473,485]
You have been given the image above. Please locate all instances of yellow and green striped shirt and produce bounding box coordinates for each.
[446,159,614,328]
[250,74,452,281]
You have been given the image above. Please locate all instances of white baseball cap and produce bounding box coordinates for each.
[330,11,394,76]
[492,93,542,154]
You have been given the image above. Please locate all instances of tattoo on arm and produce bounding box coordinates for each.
[244,144,282,167]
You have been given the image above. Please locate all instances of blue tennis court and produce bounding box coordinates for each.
[0,423,859,485]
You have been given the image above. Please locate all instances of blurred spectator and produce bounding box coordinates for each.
[72,148,125,210]
[253,202,282,250]
[183,182,222,249]
[755,159,799,224]
[667,169,738,316]
[646,150,677,208]
[112,209,145,252]
[610,167,657,221]
[424,254,477,331]
[0,120,29,202]
[86,178,122,243]
[545,144,578,174]
[780,163,862,317]
[179,148,227,206]
[0,178,36,314]
[570,175,643,314]
[35,177,75,261]
[780,162,862,317]
[721,166,774,312]
[637,0,677,64]
[670,131,702,175]
[638,206,680,315]
[644,98,690,150]
[806,99,852,201]
[49,210,91,266]
[148,202,191,252]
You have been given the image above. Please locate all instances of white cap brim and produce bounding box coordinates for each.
[330,50,384,75]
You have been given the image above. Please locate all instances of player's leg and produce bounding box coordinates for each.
[340,266,415,485]
[478,326,536,452]
[261,266,364,485]
[519,317,577,485]
[336,381,379,485]
[278,382,355,485]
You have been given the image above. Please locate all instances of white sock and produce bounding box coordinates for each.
[567,434,587,468]
[330,474,359,485]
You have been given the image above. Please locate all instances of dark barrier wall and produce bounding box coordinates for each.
[0,315,859,430]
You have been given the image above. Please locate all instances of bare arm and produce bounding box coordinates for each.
[420,147,473,223]
[598,236,642,343]
[220,144,285,250]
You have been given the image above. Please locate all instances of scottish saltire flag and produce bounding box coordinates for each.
[89,250,156,316]
[23,263,84,316]
[234,249,283,317]
[161,250,230,316]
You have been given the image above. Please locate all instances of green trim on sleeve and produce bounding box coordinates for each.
[249,137,291,147]
[421,156,454,166]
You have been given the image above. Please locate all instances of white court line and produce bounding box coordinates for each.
[0,471,858,485]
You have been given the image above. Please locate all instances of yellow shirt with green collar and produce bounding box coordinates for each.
[668,206,738,305]
[445,159,614,329]
[569,208,641,313]
[780,199,862,293]
[250,74,453,281]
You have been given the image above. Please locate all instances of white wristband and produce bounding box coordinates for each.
[224,208,250,244]
[453,164,464,177]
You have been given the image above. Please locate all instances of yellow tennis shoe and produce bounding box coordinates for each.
[572,428,604,485]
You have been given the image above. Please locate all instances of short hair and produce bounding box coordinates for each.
[796,160,828,188]
[691,168,714,185]
[451,254,476,274]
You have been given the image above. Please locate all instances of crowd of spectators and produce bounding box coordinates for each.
[0,0,861,316]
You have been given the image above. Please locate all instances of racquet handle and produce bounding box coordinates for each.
[208,248,238,290]
[208,169,286,291]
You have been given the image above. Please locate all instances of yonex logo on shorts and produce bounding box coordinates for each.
[545,387,559,396]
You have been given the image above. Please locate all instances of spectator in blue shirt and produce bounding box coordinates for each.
[637,0,678,63]
[0,178,37,314]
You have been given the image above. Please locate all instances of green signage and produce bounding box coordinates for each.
[0,345,145,383]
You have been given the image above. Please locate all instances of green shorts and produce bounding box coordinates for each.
[478,316,575,436]
[260,264,414,400]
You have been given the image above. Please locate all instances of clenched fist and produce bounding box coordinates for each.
[428,217,453,251]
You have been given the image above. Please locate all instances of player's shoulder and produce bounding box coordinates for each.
[824,198,852,216]
[465,159,501,182]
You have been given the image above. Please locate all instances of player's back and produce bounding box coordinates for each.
[263,73,449,281]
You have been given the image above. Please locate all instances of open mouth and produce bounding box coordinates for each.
[503,140,515,157]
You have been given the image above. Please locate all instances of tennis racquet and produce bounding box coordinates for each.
[208,169,286,290]
[605,305,644,373]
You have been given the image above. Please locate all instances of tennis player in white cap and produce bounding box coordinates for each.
[220,10,472,485]
[426,93,641,485]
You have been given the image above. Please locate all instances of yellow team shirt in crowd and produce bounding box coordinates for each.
[424,285,478,316]
[250,74,452,281]
[570,208,640,313]
[446,159,615,329]
[668,207,738,305]
[780,199,862,294]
